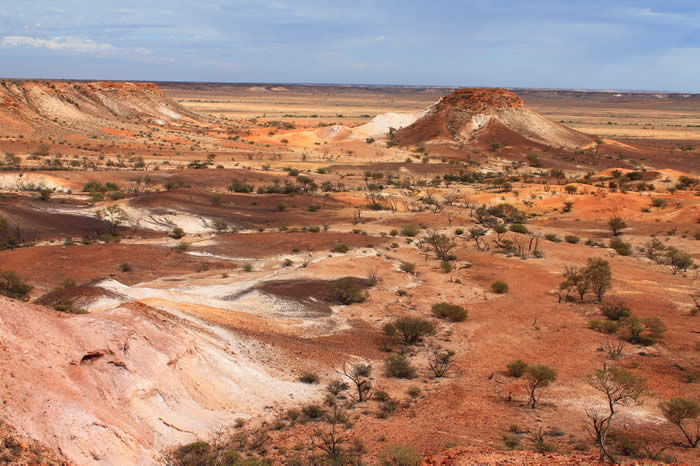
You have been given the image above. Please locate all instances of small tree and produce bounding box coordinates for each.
[524,364,557,408]
[586,258,612,302]
[506,359,528,378]
[659,397,700,448]
[667,248,694,275]
[311,395,355,463]
[608,216,627,236]
[562,265,588,302]
[426,347,455,378]
[425,231,456,261]
[97,205,127,235]
[586,366,647,462]
[342,362,374,402]
[383,317,435,345]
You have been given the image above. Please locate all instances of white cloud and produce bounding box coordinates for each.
[0,35,151,55]
[1,35,114,52]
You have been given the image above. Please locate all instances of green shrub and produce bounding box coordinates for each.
[431,302,467,322]
[0,271,33,300]
[400,224,420,237]
[601,300,630,320]
[174,441,214,466]
[544,233,561,243]
[501,433,521,450]
[491,281,509,294]
[327,278,366,305]
[331,242,350,253]
[439,261,453,273]
[385,355,416,378]
[172,227,185,239]
[651,198,666,208]
[609,237,632,256]
[301,404,325,419]
[407,386,422,399]
[299,372,319,384]
[174,241,190,253]
[374,391,391,402]
[509,223,529,234]
[565,235,580,244]
[506,359,528,377]
[383,317,435,345]
[378,444,421,466]
[400,261,416,273]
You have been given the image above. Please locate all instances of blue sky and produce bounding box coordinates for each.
[1,1,699,91]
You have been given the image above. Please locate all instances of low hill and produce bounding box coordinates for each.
[0,80,203,137]
[394,88,596,150]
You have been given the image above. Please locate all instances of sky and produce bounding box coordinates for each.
[1,1,699,92]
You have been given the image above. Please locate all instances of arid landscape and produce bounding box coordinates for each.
[1,79,700,466]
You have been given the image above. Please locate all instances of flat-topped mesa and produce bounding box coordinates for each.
[0,80,204,137]
[394,87,596,150]
[434,87,527,113]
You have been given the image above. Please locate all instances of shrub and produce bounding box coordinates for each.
[491,281,509,294]
[431,302,467,322]
[174,241,190,253]
[385,355,416,379]
[506,359,528,378]
[0,271,33,300]
[119,262,132,272]
[565,235,580,244]
[327,278,366,305]
[374,391,391,402]
[174,441,213,466]
[400,261,416,273]
[172,227,185,239]
[331,242,350,253]
[509,223,529,234]
[501,433,521,450]
[589,319,620,334]
[609,237,632,256]
[545,233,561,242]
[407,386,422,398]
[426,348,455,378]
[601,299,630,320]
[439,261,454,273]
[622,315,666,346]
[301,404,325,419]
[400,224,420,237]
[384,317,435,345]
[524,364,557,408]
[378,444,421,466]
[608,216,627,236]
[299,372,320,384]
[659,397,700,448]
[242,264,253,272]
[651,198,666,208]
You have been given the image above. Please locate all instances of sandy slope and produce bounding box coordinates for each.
[0,297,317,465]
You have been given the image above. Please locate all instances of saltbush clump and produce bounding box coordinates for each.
[431,302,467,322]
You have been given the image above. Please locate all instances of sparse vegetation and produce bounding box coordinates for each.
[431,302,467,322]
